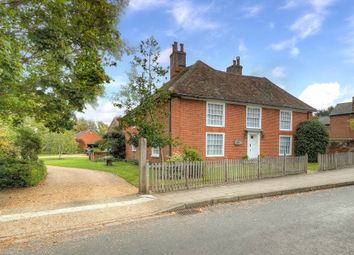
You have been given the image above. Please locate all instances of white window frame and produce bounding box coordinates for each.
[206,132,225,157]
[206,101,225,127]
[131,145,137,152]
[246,106,262,129]
[279,135,292,156]
[151,147,160,158]
[279,110,293,131]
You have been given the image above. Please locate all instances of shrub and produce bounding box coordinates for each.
[183,146,202,161]
[0,155,47,189]
[14,127,41,160]
[295,119,329,162]
[168,146,202,162]
[97,131,126,159]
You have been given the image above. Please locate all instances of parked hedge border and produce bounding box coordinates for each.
[0,156,47,189]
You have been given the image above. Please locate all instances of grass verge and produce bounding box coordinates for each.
[307,163,318,171]
[42,157,139,187]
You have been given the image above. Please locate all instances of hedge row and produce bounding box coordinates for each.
[0,156,47,189]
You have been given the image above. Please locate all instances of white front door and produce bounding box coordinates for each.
[247,133,260,159]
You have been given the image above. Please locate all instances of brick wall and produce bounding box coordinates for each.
[170,98,309,160]
[330,115,354,140]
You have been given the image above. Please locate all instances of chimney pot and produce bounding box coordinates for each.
[226,56,243,75]
[236,56,240,66]
[180,43,184,52]
[172,42,178,52]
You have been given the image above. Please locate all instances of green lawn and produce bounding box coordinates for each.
[42,157,139,187]
[307,163,319,171]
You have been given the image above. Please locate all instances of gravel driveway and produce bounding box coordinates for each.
[0,166,138,214]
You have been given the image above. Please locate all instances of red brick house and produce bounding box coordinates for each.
[75,130,102,151]
[329,99,354,140]
[123,42,315,161]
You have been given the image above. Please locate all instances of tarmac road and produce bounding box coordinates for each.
[3,185,354,255]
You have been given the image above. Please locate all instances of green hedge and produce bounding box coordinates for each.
[0,156,47,189]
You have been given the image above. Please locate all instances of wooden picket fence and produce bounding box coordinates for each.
[148,155,308,193]
[318,152,354,171]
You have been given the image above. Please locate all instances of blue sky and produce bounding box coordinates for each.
[77,0,354,124]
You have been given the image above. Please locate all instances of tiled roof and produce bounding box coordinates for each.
[330,102,353,116]
[165,61,316,112]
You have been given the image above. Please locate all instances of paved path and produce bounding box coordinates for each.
[0,166,138,215]
[4,186,354,255]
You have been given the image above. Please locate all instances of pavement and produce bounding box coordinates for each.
[5,185,354,255]
[2,167,354,249]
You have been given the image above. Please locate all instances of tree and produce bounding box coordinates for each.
[295,119,330,162]
[0,0,127,131]
[97,121,109,135]
[315,106,334,117]
[74,118,98,133]
[14,127,42,160]
[97,131,125,159]
[114,37,171,160]
[41,131,79,158]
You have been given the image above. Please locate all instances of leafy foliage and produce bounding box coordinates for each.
[97,131,126,159]
[295,119,329,162]
[74,118,108,135]
[0,0,127,131]
[14,127,42,160]
[315,106,334,117]
[41,130,79,156]
[0,155,47,189]
[0,124,19,157]
[168,146,202,162]
[114,37,171,157]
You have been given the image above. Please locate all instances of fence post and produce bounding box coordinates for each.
[335,152,338,170]
[184,161,189,189]
[138,138,149,194]
[224,159,228,183]
[257,156,261,179]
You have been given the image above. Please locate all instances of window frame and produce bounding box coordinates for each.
[246,106,262,129]
[131,145,137,152]
[279,135,292,156]
[279,110,293,131]
[206,132,225,157]
[151,147,160,158]
[206,101,225,127]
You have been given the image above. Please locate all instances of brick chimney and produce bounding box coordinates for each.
[226,56,243,75]
[170,41,186,79]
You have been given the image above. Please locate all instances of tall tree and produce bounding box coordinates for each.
[0,0,127,131]
[114,37,171,159]
[74,118,98,133]
[315,106,334,117]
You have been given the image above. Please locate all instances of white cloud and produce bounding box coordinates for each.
[270,38,299,56]
[170,1,219,31]
[291,13,323,39]
[238,40,248,54]
[271,66,286,79]
[158,47,171,65]
[242,5,263,18]
[299,82,341,110]
[129,0,167,10]
[76,99,123,124]
[273,0,336,56]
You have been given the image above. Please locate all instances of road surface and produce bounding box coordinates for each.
[3,185,354,254]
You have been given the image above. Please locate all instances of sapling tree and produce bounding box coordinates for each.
[114,37,172,160]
